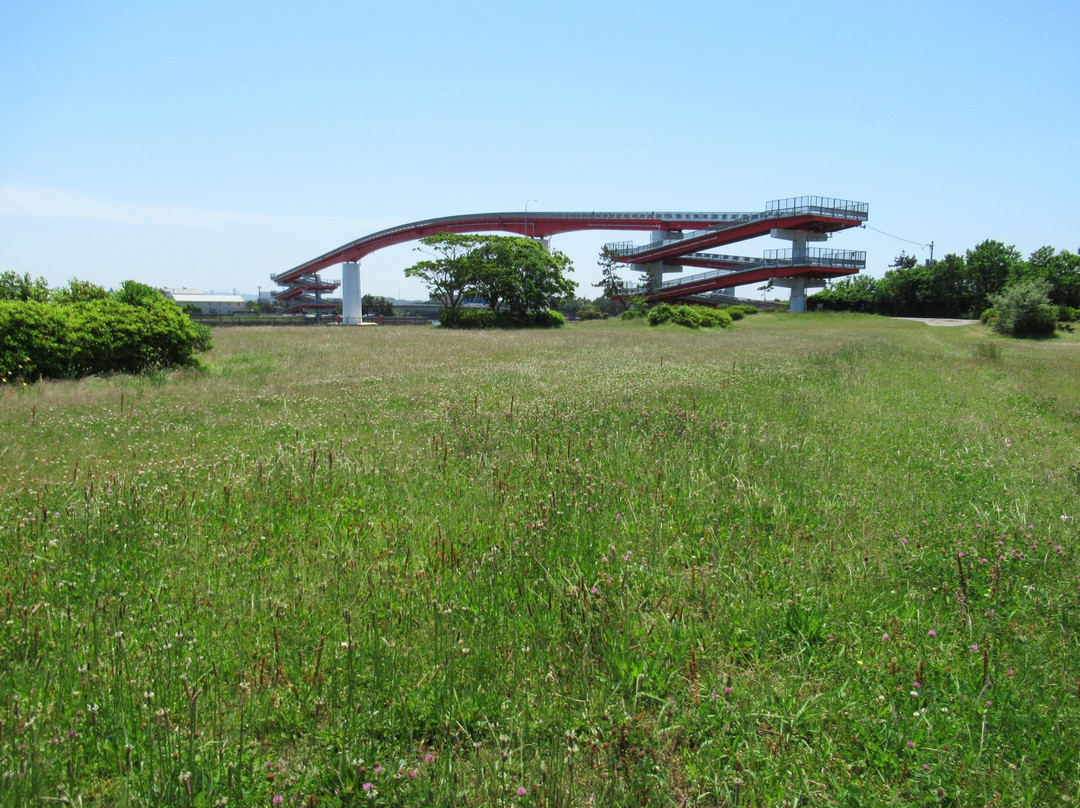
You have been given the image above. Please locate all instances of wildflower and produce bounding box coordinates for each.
[363,782,373,792]
[407,769,418,778]
[273,796,284,805]
[373,764,382,774]
[927,629,937,637]
[424,753,434,763]
[969,644,979,652]
[882,633,890,641]
[517,786,527,796]
[906,741,915,748]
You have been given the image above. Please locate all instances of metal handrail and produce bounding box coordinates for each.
[606,198,869,259]
[619,251,867,296]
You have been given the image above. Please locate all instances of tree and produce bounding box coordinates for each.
[50,279,109,305]
[0,271,50,302]
[988,278,1057,337]
[362,294,395,317]
[1028,246,1080,308]
[406,234,576,323]
[965,240,1022,314]
[470,236,576,320]
[891,252,919,270]
[404,234,484,314]
[810,274,878,312]
[594,246,628,308]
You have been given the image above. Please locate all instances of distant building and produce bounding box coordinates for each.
[161,288,246,315]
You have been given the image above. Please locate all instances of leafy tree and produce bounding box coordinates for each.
[470,236,576,320]
[966,240,1022,314]
[988,278,1057,337]
[811,274,878,312]
[0,271,51,302]
[1028,246,1080,308]
[891,252,919,270]
[406,234,576,324]
[362,294,395,317]
[594,246,628,308]
[404,234,484,313]
[50,279,109,305]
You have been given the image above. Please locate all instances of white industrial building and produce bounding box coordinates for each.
[161,288,247,315]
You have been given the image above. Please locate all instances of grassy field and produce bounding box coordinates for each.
[2,314,1078,807]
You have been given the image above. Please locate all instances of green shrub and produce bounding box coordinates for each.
[980,307,998,325]
[647,303,675,326]
[620,309,646,320]
[440,308,498,329]
[988,279,1057,337]
[440,308,566,329]
[698,308,733,328]
[528,309,566,328]
[647,304,733,330]
[1058,305,1080,323]
[0,283,211,380]
[577,305,606,321]
[719,305,744,320]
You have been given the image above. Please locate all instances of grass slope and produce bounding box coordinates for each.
[2,314,1078,807]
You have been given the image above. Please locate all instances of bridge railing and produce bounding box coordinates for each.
[762,248,867,265]
[606,200,868,259]
[619,249,866,296]
[765,196,869,220]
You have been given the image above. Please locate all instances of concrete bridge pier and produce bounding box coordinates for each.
[341,261,362,324]
[771,228,827,312]
[644,230,682,290]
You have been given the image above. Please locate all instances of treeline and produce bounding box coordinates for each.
[810,241,1080,319]
[0,272,212,382]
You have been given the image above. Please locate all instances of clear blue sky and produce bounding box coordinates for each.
[3,0,1077,301]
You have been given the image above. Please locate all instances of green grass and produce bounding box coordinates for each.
[2,314,1079,807]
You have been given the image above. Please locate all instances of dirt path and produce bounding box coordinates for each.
[893,317,979,327]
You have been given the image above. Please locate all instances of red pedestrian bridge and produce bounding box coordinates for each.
[272,196,868,318]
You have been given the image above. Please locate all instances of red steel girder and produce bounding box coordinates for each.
[647,264,858,301]
[273,212,757,285]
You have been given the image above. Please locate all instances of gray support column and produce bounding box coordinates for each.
[787,277,808,313]
[341,261,362,325]
[770,229,827,313]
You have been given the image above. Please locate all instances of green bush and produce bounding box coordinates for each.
[719,305,744,320]
[528,309,566,328]
[980,307,998,325]
[1058,305,1080,323]
[698,308,733,328]
[647,303,676,326]
[577,305,606,320]
[440,308,566,329]
[0,282,211,381]
[988,279,1057,337]
[648,304,733,330]
[440,308,498,329]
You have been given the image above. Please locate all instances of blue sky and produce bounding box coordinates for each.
[2,0,1077,301]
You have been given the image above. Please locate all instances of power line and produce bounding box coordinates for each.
[863,224,929,250]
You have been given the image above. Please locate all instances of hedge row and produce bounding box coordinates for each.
[0,282,212,381]
[439,309,566,329]
[647,303,735,329]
